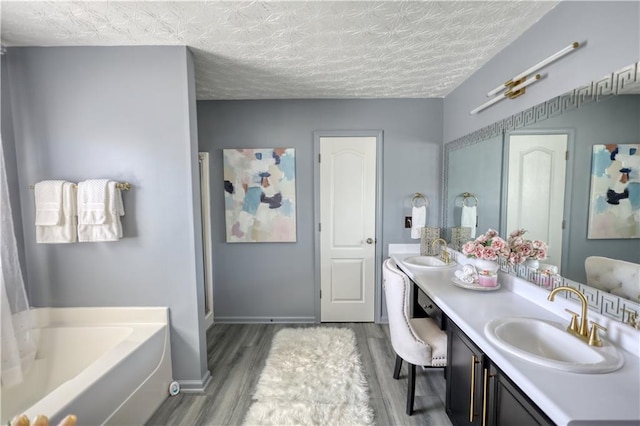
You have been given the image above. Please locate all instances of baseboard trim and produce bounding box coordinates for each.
[178,370,212,393]
[214,316,316,324]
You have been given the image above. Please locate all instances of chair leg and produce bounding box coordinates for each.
[406,363,416,416]
[393,355,403,379]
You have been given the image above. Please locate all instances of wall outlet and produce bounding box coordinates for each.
[404,217,412,228]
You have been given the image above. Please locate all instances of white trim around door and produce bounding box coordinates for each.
[313,131,384,323]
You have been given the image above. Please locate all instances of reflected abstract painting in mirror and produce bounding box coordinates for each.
[587,144,640,239]
[223,148,296,242]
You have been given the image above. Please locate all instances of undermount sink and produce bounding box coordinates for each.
[484,317,624,373]
[402,255,457,269]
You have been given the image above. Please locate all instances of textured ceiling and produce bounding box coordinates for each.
[1,1,558,100]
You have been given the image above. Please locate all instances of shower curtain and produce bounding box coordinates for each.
[1,135,37,386]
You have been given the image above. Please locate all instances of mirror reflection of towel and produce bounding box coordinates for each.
[461,205,477,238]
[411,206,426,239]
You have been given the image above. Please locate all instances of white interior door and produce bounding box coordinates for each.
[506,134,567,269]
[199,153,214,330]
[320,136,376,322]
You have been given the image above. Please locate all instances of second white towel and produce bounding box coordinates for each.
[78,179,109,225]
[411,205,426,239]
[461,205,477,238]
[78,180,124,242]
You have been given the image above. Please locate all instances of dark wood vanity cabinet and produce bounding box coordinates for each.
[446,321,485,426]
[446,322,553,426]
[486,364,553,426]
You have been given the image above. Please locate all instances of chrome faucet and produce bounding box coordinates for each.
[432,238,450,264]
[547,286,606,346]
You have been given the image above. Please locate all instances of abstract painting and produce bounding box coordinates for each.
[587,144,640,239]
[223,148,296,242]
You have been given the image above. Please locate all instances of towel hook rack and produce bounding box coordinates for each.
[411,192,428,207]
[462,192,478,207]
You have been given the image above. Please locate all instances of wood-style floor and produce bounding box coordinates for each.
[146,323,451,426]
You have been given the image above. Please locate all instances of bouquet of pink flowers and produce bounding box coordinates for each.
[461,229,510,260]
[507,229,548,265]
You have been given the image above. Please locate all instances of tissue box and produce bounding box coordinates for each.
[420,227,441,256]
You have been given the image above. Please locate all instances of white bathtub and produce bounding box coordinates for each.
[1,307,172,425]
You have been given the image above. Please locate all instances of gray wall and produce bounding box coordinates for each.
[5,46,208,387]
[517,95,640,283]
[446,134,503,236]
[197,99,443,321]
[444,1,640,143]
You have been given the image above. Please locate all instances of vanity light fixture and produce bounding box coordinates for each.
[470,42,581,115]
[470,74,542,115]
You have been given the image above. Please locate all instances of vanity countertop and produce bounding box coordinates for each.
[389,246,640,426]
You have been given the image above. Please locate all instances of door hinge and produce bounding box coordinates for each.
[320,290,322,299]
[565,150,569,161]
[318,223,321,232]
[318,153,321,163]
[562,219,566,229]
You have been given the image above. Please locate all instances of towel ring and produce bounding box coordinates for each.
[411,193,428,207]
[462,192,478,207]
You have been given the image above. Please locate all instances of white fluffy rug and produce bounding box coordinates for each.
[243,327,374,426]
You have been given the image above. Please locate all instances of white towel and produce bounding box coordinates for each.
[455,265,479,284]
[461,205,477,238]
[78,181,125,242]
[78,179,109,225]
[411,205,426,239]
[34,180,64,226]
[36,181,77,243]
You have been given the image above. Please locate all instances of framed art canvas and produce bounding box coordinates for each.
[587,144,640,239]
[223,148,296,242]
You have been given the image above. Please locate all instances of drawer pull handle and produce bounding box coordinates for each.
[482,368,489,426]
[470,355,478,421]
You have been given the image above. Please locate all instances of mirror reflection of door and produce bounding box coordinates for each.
[506,134,568,270]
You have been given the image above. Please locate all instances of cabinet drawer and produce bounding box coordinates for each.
[417,288,443,326]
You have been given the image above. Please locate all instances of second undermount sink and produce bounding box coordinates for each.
[402,255,457,269]
[484,317,624,373]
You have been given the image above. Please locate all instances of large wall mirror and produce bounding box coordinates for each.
[443,61,640,323]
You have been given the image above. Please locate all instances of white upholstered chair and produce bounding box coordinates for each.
[585,256,640,302]
[382,258,447,416]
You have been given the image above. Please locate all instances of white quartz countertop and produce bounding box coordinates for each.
[389,247,640,426]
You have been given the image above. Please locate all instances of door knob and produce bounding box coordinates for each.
[366,238,374,244]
